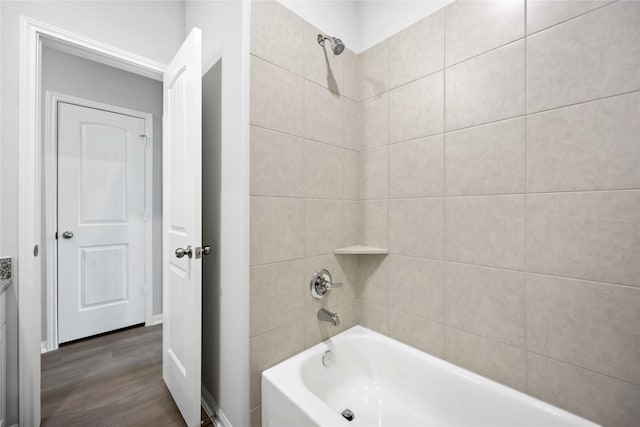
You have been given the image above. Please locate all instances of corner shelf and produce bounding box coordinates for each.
[333,245,388,255]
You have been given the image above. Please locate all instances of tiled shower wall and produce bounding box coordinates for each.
[249,1,640,426]
[248,1,361,425]
[356,1,640,427]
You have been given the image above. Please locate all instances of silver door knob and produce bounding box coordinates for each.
[194,245,212,259]
[175,246,193,259]
[62,231,74,239]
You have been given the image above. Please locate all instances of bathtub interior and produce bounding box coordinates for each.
[285,327,598,427]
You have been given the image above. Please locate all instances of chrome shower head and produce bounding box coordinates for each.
[317,34,345,56]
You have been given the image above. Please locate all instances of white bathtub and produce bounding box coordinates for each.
[262,326,598,427]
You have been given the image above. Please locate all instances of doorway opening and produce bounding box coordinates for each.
[19,17,206,426]
[40,45,162,352]
[38,44,170,425]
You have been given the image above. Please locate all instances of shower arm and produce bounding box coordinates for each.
[317,34,330,46]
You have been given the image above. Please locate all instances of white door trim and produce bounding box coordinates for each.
[18,16,167,424]
[42,92,155,353]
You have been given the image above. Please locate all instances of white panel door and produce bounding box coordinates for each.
[162,28,202,427]
[58,102,147,344]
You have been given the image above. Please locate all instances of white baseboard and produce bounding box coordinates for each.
[202,385,232,427]
[40,341,48,354]
[147,314,163,326]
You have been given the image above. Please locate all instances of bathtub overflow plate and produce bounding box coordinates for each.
[342,409,355,422]
[322,350,333,367]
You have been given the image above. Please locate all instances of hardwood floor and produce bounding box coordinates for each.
[41,325,187,426]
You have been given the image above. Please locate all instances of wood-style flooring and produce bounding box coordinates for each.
[41,325,188,426]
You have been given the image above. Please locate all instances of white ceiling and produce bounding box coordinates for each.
[279,0,454,53]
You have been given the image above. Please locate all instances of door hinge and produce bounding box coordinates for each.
[55,232,58,240]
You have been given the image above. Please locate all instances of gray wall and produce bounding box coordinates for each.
[0,2,184,423]
[202,59,222,418]
[40,47,164,341]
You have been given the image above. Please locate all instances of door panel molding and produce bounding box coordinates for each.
[43,92,155,352]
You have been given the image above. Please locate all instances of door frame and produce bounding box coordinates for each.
[42,92,156,353]
[18,16,166,424]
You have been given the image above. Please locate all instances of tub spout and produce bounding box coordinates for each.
[318,308,340,326]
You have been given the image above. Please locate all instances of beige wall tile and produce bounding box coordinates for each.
[358,300,389,334]
[361,200,389,248]
[250,260,305,337]
[527,0,615,34]
[527,353,640,427]
[527,191,640,286]
[387,255,445,322]
[446,118,525,195]
[305,199,344,257]
[389,310,445,358]
[390,198,445,259]
[445,195,525,270]
[358,94,389,150]
[250,126,304,197]
[342,49,359,101]
[359,147,388,200]
[305,301,357,348]
[389,71,444,143]
[528,273,640,384]
[527,92,640,192]
[342,97,359,151]
[304,81,343,145]
[390,135,444,198]
[389,10,444,88]
[445,0,524,66]
[357,40,388,101]
[343,200,360,247]
[445,41,525,131]
[250,56,304,136]
[446,263,526,347]
[304,141,343,199]
[343,149,359,200]
[356,255,389,305]
[304,22,343,94]
[250,321,304,409]
[250,197,304,266]
[527,1,640,113]
[445,327,526,391]
[251,0,304,74]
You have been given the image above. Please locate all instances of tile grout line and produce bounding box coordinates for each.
[301,35,310,350]
[441,324,640,390]
[385,38,391,335]
[524,0,529,393]
[252,187,640,200]
[525,0,620,38]
[378,253,640,290]
[442,5,448,358]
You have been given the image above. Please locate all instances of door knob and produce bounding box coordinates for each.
[175,246,193,259]
[194,245,212,259]
[62,231,74,239]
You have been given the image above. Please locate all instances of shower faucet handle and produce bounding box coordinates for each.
[310,268,342,299]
